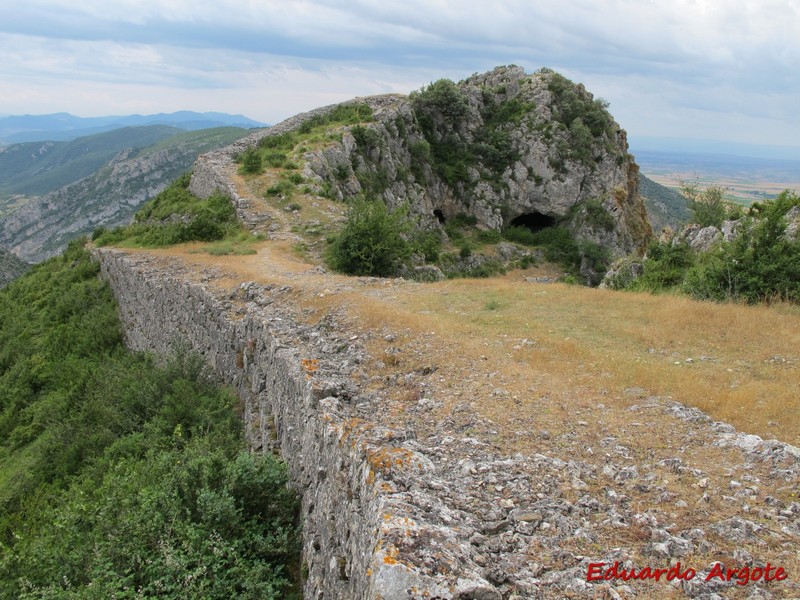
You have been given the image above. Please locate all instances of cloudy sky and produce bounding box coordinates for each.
[1,0,799,152]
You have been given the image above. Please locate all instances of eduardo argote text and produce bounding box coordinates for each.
[587,561,788,587]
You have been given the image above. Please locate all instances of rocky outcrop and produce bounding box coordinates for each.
[190,66,652,264]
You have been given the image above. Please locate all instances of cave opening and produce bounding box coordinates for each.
[433,209,446,224]
[509,212,556,233]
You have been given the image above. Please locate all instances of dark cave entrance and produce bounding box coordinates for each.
[433,209,446,224]
[509,212,556,233]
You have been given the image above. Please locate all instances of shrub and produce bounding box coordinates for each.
[546,71,612,137]
[94,175,240,248]
[413,230,443,263]
[0,249,302,599]
[238,147,263,174]
[476,229,502,244]
[684,192,800,303]
[258,132,297,150]
[326,198,413,276]
[351,125,383,152]
[503,225,538,246]
[681,182,728,228]
[581,198,616,231]
[628,240,695,293]
[410,79,469,120]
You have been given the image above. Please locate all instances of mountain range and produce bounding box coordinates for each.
[0,111,266,144]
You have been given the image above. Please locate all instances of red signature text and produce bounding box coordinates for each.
[587,561,788,586]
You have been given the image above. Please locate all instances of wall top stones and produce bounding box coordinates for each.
[94,247,800,599]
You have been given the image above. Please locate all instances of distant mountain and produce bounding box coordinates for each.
[0,127,250,262]
[0,126,184,198]
[0,111,267,143]
[0,247,29,288]
[638,173,691,232]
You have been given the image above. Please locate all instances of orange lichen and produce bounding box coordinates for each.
[366,447,416,475]
[383,545,400,565]
[300,357,319,379]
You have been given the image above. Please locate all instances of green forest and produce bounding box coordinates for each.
[0,242,301,599]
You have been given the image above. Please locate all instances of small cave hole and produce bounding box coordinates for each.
[509,212,556,233]
[433,209,445,224]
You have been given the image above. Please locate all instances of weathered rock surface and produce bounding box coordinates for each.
[191,66,652,266]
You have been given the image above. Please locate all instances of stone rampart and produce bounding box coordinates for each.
[94,247,501,600]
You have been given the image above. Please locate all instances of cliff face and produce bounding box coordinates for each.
[306,67,650,257]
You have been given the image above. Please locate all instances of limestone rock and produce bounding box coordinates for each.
[191,66,652,264]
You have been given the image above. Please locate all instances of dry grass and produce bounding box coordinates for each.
[135,139,800,450]
[145,239,800,449]
[128,192,800,594]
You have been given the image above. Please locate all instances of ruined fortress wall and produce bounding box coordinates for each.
[93,248,500,600]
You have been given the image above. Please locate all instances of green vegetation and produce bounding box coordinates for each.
[195,231,265,256]
[680,181,743,227]
[578,198,616,232]
[0,249,28,289]
[502,224,609,284]
[236,103,374,175]
[239,147,263,174]
[94,173,242,247]
[620,191,800,304]
[545,70,612,137]
[541,69,614,165]
[0,242,301,598]
[299,103,374,133]
[325,198,416,277]
[0,126,182,198]
[410,79,532,189]
[0,126,248,204]
[0,128,250,262]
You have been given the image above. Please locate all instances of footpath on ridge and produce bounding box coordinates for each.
[94,170,800,600]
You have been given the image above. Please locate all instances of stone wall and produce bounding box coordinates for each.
[94,247,500,600]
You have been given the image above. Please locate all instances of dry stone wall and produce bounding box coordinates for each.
[94,248,800,599]
[94,247,501,600]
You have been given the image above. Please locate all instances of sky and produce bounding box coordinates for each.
[1,0,799,153]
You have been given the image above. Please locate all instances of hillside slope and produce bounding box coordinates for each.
[0,125,186,199]
[192,66,651,286]
[0,247,28,288]
[639,173,691,231]
[0,127,250,262]
[87,65,800,599]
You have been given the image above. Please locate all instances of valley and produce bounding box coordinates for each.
[635,150,800,205]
